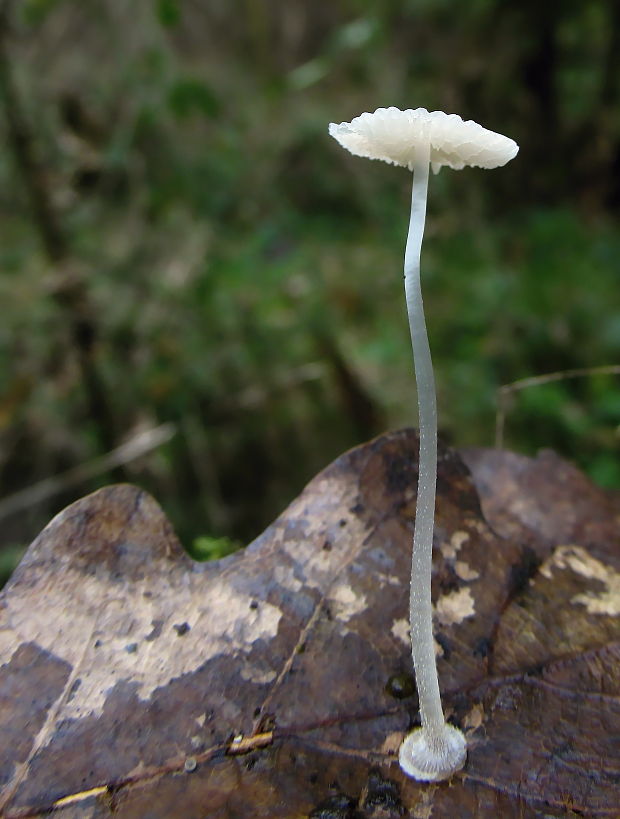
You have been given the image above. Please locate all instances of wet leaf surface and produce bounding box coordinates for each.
[1,430,619,817]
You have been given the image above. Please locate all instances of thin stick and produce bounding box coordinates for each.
[403,142,444,734]
[0,424,176,520]
[495,364,620,449]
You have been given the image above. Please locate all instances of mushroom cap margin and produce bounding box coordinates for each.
[329,106,518,173]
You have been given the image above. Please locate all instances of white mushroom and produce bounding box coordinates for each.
[329,107,518,782]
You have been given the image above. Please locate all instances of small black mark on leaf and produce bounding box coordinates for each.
[249,600,259,610]
[551,741,573,760]
[125,643,138,654]
[145,619,164,642]
[67,678,81,701]
[436,565,461,595]
[363,768,404,814]
[173,622,190,636]
[309,792,361,819]
[257,712,276,733]
[508,546,541,598]
[385,454,416,494]
[492,685,522,713]
[473,636,492,659]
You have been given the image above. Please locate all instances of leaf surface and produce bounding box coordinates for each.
[1,430,618,817]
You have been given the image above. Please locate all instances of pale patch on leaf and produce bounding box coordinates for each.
[544,545,620,616]
[411,788,436,819]
[454,560,480,581]
[239,664,278,685]
[329,583,367,622]
[441,530,469,560]
[463,702,485,732]
[435,587,475,626]
[391,617,410,645]
[380,731,403,754]
[4,560,283,721]
[273,564,303,592]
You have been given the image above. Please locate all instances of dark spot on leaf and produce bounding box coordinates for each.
[385,672,416,700]
[473,636,492,658]
[338,519,347,527]
[145,619,164,642]
[601,770,620,786]
[125,643,138,654]
[363,768,404,813]
[436,563,461,594]
[450,693,470,724]
[67,678,81,702]
[385,454,416,494]
[322,540,332,551]
[404,712,422,731]
[296,642,306,654]
[173,622,190,636]
[309,792,361,819]
[551,741,572,760]
[256,713,276,733]
[93,639,102,649]
[249,600,259,610]
[349,503,364,515]
[491,685,522,713]
[508,546,541,599]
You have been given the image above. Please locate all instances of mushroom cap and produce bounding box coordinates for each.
[329,106,518,173]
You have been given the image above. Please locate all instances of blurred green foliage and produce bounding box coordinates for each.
[0,0,619,583]
[191,534,239,562]
[0,544,26,587]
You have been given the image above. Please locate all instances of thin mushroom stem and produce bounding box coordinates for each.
[328,105,516,783]
[403,143,443,732]
[399,139,466,781]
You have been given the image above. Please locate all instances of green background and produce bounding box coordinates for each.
[0,0,619,581]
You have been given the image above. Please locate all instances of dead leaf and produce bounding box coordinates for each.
[462,446,620,561]
[1,429,618,817]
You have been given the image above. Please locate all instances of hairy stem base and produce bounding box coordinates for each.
[399,723,467,782]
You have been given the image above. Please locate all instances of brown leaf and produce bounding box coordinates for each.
[1,429,619,817]
[462,446,620,561]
